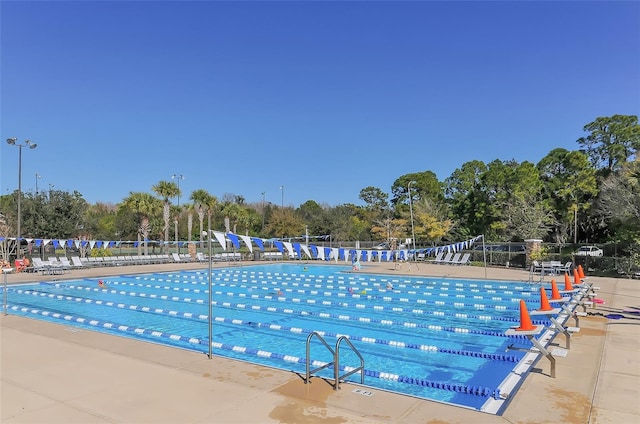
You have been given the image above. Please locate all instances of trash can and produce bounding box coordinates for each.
[253,251,261,261]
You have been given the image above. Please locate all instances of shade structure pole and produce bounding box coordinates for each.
[207,213,213,359]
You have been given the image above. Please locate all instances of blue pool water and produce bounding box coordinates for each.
[4,263,556,411]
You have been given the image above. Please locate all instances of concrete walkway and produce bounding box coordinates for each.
[1,260,639,423]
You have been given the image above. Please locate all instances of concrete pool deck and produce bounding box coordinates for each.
[1,260,639,423]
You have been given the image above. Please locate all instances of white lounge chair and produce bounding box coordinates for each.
[31,257,53,274]
[453,253,471,265]
[58,257,73,270]
[434,251,450,264]
[445,253,461,265]
[48,257,68,273]
[70,256,86,268]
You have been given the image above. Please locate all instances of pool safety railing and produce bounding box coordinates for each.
[335,336,365,389]
[305,331,364,390]
[305,331,335,385]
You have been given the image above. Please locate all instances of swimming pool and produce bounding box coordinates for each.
[4,264,566,412]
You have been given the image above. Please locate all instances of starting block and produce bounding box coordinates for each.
[505,325,560,378]
[530,308,576,350]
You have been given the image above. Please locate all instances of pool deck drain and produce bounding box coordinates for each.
[2,261,639,423]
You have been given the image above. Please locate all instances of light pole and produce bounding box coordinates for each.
[408,181,417,264]
[204,214,213,359]
[6,138,38,259]
[174,218,179,254]
[172,174,184,206]
[279,185,284,208]
[573,204,578,245]
[3,268,10,315]
[35,173,42,194]
[261,192,266,231]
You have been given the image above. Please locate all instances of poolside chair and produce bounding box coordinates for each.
[454,253,471,266]
[531,260,542,273]
[437,252,453,264]
[445,252,461,265]
[49,257,68,273]
[432,251,447,264]
[171,253,182,262]
[31,257,53,274]
[70,256,86,268]
[58,257,73,270]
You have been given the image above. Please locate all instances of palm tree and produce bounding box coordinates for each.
[190,189,217,248]
[120,192,161,256]
[152,180,180,253]
[222,203,244,234]
[186,203,193,246]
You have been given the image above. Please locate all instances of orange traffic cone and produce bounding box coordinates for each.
[538,287,553,311]
[564,272,573,291]
[578,264,585,279]
[573,268,581,286]
[550,279,562,300]
[516,299,535,331]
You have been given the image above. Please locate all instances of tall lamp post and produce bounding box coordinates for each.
[261,192,266,231]
[204,214,213,359]
[172,174,184,206]
[408,181,417,264]
[35,173,42,194]
[6,138,38,260]
[279,185,284,208]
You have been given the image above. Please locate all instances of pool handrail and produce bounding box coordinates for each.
[305,331,365,390]
[305,331,335,385]
[335,335,365,389]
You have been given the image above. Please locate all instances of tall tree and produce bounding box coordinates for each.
[152,180,180,252]
[120,192,161,255]
[359,186,389,211]
[537,148,598,244]
[595,159,640,241]
[577,115,640,175]
[412,197,453,243]
[445,160,488,239]
[391,171,443,207]
[265,208,305,239]
[503,194,554,240]
[18,189,89,239]
[190,189,217,248]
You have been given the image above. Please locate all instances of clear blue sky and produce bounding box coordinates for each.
[2,1,639,208]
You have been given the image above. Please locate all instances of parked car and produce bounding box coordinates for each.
[575,246,604,257]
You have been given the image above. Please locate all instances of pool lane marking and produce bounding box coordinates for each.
[29,283,545,324]
[8,301,514,399]
[91,277,540,311]
[11,288,527,360]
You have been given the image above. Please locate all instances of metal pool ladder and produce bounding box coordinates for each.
[304,331,365,390]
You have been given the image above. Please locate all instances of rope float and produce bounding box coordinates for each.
[23,284,550,329]
[8,303,501,399]
[140,272,538,305]
[11,288,522,362]
[72,278,541,314]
